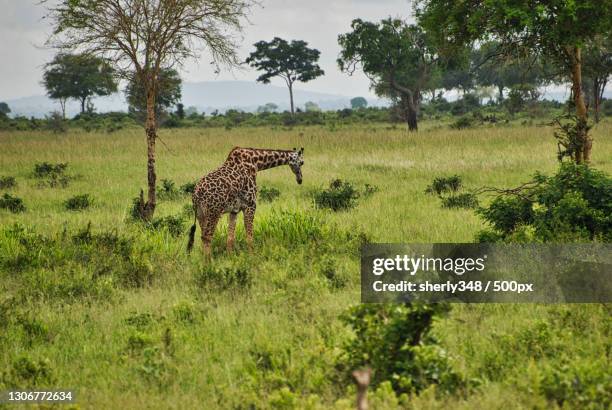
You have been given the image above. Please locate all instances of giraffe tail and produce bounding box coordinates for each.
[186,207,197,253]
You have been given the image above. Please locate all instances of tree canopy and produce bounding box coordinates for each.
[126,68,182,121]
[246,37,324,115]
[416,0,612,162]
[42,53,117,117]
[338,18,441,131]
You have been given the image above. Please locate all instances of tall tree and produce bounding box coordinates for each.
[417,0,612,163]
[582,36,612,123]
[473,42,547,103]
[246,37,324,115]
[126,68,182,121]
[0,102,10,117]
[43,54,117,115]
[350,97,368,109]
[338,18,440,131]
[44,0,255,220]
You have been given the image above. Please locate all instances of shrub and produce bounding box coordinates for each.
[259,185,281,202]
[441,193,479,209]
[194,259,251,291]
[0,176,16,189]
[476,163,611,242]
[46,111,67,133]
[33,162,71,188]
[426,175,462,195]
[180,181,197,195]
[314,179,360,211]
[148,214,185,237]
[340,303,464,395]
[157,179,181,200]
[64,194,93,211]
[450,116,475,129]
[0,193,26,213]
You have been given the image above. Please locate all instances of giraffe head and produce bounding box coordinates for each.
[288,147,304,184]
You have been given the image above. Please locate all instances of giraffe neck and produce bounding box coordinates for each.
[228,148,292,171]
[253,149,293,171]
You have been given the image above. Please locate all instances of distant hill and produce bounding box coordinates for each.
[3,81,387,118]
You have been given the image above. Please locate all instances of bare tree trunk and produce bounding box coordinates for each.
[497,85,504,103]
[80,97,86,114]
[59,98,66,119]
[143,87,157,220]
[593,77,606,123]
[288,82,295,115]
[567,46,592,163]
[352,368,371,410]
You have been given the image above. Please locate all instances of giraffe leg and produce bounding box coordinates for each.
[243,206,256,253]
[196,205,208,256]
[227,212,238,253]
[202,212,221,259]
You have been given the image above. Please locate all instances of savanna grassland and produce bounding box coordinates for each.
[0,121,611,409]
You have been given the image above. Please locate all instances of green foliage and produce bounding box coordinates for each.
[64,194,93,211]
[0,176,17,189]
[341,303,464,395]
[179,181,197,195]
[258,185,281,202]
[43,53,117,114]
[0,102,10,115]
[246,37,324,113]
[539,361,612,409]
[2,356,54,388]
[126,68,182,121]
[442,193,479,209]
[148,215,186,238]
[157,179,181,200]
[33,162,71,188]
[477,163,611,241]
[426,175,462,195]
[0,193,26,213]
[314,179,360,211]
[427,175,478,209]
[450,115,475,129]
[350,96,368,109]
[194,259,252,292]
[553,114,592,162]
[46,111,68,133]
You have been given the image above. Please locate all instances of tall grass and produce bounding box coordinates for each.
[0,121,610,408]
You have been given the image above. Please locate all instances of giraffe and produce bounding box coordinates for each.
[187,146,304,256]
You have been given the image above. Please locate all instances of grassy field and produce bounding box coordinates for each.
[0,121,611,409]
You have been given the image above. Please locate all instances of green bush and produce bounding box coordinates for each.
[426,175,462,195]
[340,303,464,396]
[0,176,16,189]
[64,194,93,211]
[450,116,475,129]
[180,181,197,195]
[33,162,71,188]
[0,193,26,213]
[476,164,611,242]
[148,214,185,237]
[441,193,479,209]
[314,179,360,211]
[194,259,251,292]
[259,185,281,202]
[157,179,181,200]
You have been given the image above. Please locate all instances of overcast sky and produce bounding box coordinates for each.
[0,0,413,101]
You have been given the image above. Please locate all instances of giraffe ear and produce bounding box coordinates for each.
[300,147,304,153]
[292,147,296,151]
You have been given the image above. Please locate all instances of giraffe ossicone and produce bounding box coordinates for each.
[187,146,305,256]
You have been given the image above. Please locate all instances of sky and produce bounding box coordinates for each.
[0,0,413,101]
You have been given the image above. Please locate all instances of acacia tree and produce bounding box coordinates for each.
[43,53,117,116]
[338,18,440,131]
[416,0,612,163]
[44,0,254,220]
[246,37,324,115]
